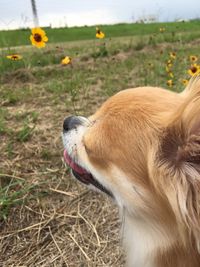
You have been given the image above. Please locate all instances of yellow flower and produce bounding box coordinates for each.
[181,79,189,86]
[166,79,173,87]
[169,52,176,60]
[167,59,172,65]
[6,54,22,60]
[30,28,48,48]
[165,66,171,73]
[189,55,198,62]
[165,60,173,73]
[159,27,166,33]
[168,72,174,78]
[96,27,105,39]
[61,56,72,65]
[187,64,200,76]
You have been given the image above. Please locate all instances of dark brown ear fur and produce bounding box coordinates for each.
[156,76,200,251]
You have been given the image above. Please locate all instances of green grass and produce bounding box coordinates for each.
[1,20,200,77]
[16,122,35,142]
[0,108,10,134]
[0,177,44,220]
[0,179,30,219]
[0,20,200,48]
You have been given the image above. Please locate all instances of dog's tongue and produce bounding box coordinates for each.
[63,149,88,175]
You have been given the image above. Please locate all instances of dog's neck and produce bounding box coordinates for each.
[122,212,177,267]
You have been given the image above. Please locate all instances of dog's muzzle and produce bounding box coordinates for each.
[62,116,113,197]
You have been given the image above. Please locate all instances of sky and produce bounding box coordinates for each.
[0,0,200,30]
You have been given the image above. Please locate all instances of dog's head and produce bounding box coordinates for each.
[62,78,200,250]
[62,87,173,206]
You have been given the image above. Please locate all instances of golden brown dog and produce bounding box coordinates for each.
[62,77,200,267]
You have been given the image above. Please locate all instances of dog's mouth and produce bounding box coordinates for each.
[63,149,113,197]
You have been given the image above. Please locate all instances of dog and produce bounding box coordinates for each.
[62,77,200,267]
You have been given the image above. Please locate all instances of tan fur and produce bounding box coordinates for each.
[66,77,200,266]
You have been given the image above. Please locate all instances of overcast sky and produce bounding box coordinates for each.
[0,0,200,29]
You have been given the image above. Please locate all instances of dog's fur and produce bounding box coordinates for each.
[62,77,200,267]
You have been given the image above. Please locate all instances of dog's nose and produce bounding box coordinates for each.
[63,116,82,132]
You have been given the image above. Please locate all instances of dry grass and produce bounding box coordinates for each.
[0,53,124,265]
[0,110,124,266]
[0,189,123,266]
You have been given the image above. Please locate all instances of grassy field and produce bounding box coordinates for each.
[0,21,200,266]
[1,20,200,47]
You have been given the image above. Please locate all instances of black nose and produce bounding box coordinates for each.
[63,116,82,132]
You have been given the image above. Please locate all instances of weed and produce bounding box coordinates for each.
[0,108,8,134]
[0,179,25,220]
[16,122,35,142]
[0,117,6,134]
[30,111,39,123]
[15,111,38,122]
[0,178,38,220]
[41,149,52,160]
[1,90,20,105]
[134,38,146,50]
[91,43,108,58]
[6,141,14,158]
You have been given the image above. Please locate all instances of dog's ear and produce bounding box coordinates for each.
[154,76,200,250]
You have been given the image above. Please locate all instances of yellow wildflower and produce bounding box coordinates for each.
[187,64,200,76]
[168,72,174,78]
[61,56,72,65]
[165,66,172,73]
[167,59,172,65]
[96,27,105,39]
[166,79,173,87]
[169,52,176,60]
[159,27,166,33]
[189,55,198,62]
[6,54,22,60]
[181,79,189,86]
[30,28,48,48]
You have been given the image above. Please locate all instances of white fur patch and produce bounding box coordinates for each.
[123,214,164,267]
